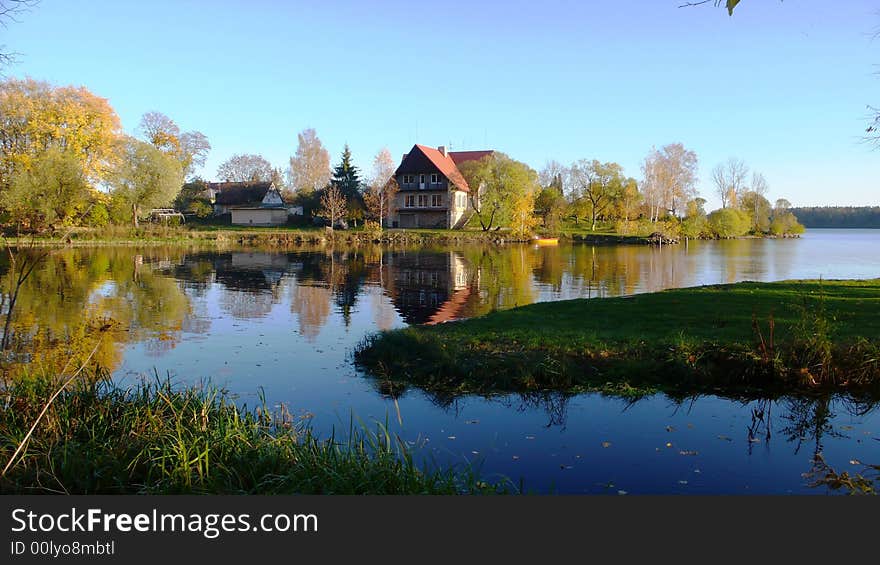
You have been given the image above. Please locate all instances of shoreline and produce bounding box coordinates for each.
[0,226,806,248]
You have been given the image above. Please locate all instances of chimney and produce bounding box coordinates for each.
[438,146,447,157]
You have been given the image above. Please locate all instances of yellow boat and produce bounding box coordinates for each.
[533,237,559,246]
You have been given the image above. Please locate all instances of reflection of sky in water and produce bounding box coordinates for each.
[105,229,880,493]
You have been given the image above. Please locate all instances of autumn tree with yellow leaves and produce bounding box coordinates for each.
[0,78,122,190]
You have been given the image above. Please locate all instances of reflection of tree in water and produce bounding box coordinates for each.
[0,247,198,379]
[457,247,537,318]
[369,376,573,428]
[290,283,331,341]
[330,250,368,327]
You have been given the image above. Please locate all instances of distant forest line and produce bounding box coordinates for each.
[789,207,880,229]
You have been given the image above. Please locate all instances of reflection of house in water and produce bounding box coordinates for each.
[213,252,293,292]
[384,251,471,325]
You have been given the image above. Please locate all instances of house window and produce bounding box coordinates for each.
[405,195,415,207]
[402,174,414,185]
[431,194,442,207]
[418,194,428,207]
[431,174,440,185]
[419,174,425,188]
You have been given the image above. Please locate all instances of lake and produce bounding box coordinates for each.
[4,229,879,494]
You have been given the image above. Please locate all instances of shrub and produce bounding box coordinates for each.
[770,212,806,236]
[707,208,750,238]
[84,203,110,228]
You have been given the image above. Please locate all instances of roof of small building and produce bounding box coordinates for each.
[212,182,281,207]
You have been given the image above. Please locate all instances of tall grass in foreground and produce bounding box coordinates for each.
[0,377,506,494]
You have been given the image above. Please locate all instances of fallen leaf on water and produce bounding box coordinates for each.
[560,465,573,470]
[749,438,762,443]
[850,459,862,465]
[717,435,732,441]
[617,490,628,496]
[525,435,535,440]
[465,420,479,424]
[512,455,520,460]
[471,451,479,455]
[602,441,612,448]
[665,426,675,432]
[687,423,694,429]
[447,436,456,440]
[840,425,854,431]
[679,450,699,456]
[665,442,673,448]
[678,480,689,485]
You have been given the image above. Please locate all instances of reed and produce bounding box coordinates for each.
[0,376,507,494]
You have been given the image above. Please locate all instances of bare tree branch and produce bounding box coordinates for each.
[0,1,40,69]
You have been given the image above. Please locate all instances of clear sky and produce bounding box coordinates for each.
[3,0,878,208]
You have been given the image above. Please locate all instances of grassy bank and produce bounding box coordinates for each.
[0,224,648,248]
[0,378,505,494]
[355,279,880,399]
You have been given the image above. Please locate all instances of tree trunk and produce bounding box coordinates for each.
[132,203,139,228]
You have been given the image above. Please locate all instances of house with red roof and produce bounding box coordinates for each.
[392,144,493,229]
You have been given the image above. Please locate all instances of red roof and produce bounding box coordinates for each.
[407,145,494,193]
[449,150,494,166]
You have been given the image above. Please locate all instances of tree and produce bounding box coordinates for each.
[318,184,346,228]
[654,143,699,217]
[270,167,287,195]
[569,159,624,231]
[332,144,365,225]
[0,78,122,191]
[614,177,642,222]
[711,158,748,209]
[534,185,567,233]
[139,111,211,179]
[458,153,539,231]
[510,188,539,238]
[363,148,399,227]
[538,160,568,192]
[0,145,89,230]
[769,212,806,235]
[748,171,769,227]
[110,138,184,227]
[0,1,39,68]
[707,207,750,238]
[640,148,664,222]
[739,190,772,233]
[774,198,792,213]
[216,153,273,182]
[681,197,709,238]
[174,178,213,218]
[179,131,211,179]
[287,128,331,194]
[331,144,362,198]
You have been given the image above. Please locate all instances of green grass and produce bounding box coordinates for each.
[0,378,507,494]
[0,224,530,247]
[355,279,880,399]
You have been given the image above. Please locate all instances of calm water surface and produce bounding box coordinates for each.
[6,229,879,493]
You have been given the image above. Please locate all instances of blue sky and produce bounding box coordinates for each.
[3,0,878,207]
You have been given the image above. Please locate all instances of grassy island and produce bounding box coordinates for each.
[355,279,880,399]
